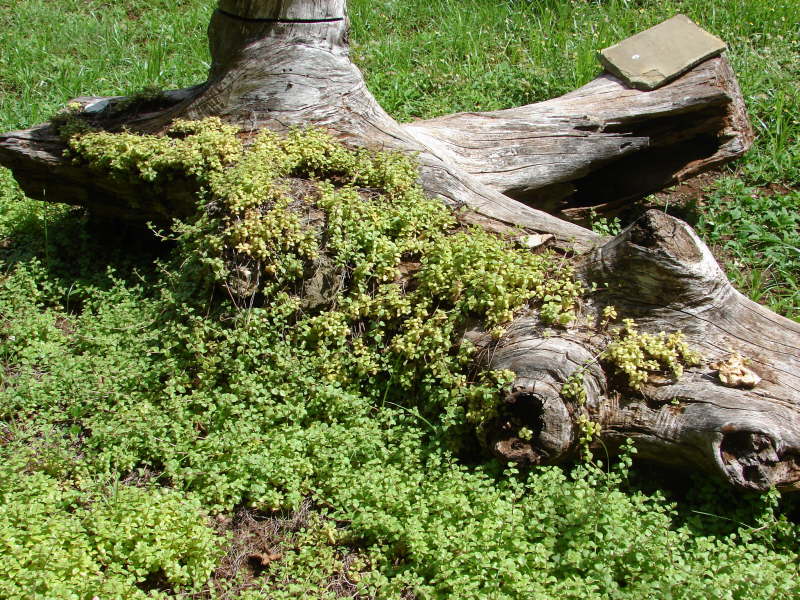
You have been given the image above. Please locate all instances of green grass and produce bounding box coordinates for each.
[696,178,800,316]
[0,1,799,598]
[0,0,212,131]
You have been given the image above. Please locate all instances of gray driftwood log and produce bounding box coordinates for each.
[2,0,798,492]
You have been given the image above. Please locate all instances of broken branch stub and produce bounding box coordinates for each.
[591,211,800,491]
[0,2,795,491]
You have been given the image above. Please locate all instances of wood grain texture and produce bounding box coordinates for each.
[0,2,751,250]
[219,0,346,20]
[589,212,800,492]
[406,56,752,221]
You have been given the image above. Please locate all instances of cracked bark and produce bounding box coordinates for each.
[1,0,797,491]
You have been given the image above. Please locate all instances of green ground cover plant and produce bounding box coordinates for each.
[0,1,798,598]
[695,179,800,316]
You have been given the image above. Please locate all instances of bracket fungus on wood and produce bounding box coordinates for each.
[1,1,797,492]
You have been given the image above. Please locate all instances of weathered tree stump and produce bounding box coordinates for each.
[2,0,798,492]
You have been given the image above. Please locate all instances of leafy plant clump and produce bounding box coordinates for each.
[603,318,702,389]
[0,445,222,599]
[67,117,581,417]
[696,178,800,319]
[1,119,798,598]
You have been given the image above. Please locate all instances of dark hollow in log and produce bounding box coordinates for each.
[2,0,797,492]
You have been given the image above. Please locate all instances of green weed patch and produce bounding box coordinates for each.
[0,122,797,598]
[1,0,799,597]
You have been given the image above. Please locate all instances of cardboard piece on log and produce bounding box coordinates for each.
[598,14,726,90]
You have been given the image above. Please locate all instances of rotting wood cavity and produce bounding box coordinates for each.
[507,105,729,225]
[488,390,549,466]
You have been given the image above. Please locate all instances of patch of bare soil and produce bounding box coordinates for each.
[203,500,369,599]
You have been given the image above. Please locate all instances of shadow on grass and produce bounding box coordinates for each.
[622,458,799,544]
[0,200,173,311]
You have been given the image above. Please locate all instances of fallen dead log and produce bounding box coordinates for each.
[0,0,752,244]
[2,0,797,492]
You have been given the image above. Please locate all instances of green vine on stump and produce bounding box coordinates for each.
[604,318,702,389]
[64,117,583,433]
[558,308,702,460]
[560,310,703,406]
